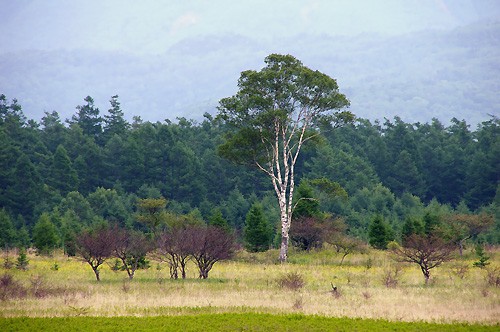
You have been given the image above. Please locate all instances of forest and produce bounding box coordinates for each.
[0,92,498,253]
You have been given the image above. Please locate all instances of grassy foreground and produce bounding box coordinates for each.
[1,247,499,329]
[1,313,497,332]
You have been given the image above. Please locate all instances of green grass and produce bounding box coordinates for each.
[1,313,498,332]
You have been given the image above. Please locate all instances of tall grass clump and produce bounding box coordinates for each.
[276,272,305,291]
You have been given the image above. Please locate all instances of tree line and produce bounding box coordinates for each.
[0,92,498,254]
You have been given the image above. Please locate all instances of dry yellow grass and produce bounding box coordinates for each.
[1,248,499,324]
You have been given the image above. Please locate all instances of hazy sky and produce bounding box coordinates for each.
[3,0,498,54]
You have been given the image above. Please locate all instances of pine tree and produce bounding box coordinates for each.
[244,203,271,252]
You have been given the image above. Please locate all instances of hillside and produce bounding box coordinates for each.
[1,21,498,125]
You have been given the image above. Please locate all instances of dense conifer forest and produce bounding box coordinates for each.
[0,93,498,249]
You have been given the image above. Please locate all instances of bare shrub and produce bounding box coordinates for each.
[122,280,131,293]
[3,254,14,269]
[75,225,115,281]
[112,226,152,280]
[329,235,366,265]
[277,272,305,291]
[292,296,303,310]
[157,227,194,279]
[0,274,27,300]
[451,263,469,280]
[187,225,237,279]
[30,274,47,298]
[394,235,453,284]
[362,291,371,300]
[485,266,500,287]
[382,265,403,288]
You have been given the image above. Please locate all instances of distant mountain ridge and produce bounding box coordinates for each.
[1,21,498,126]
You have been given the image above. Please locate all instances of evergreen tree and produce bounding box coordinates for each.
[16,248,29,270]
[6,153,42,221]
[0,209,16,249]
[208,207,231,233]
[16,224,31,249]
[423,212,440,236]
[292,181,321,219]
[102,95,130,141]
[244,203,271,252]
[49,145,78,196]
[40,110,66,153]
[69,96,102,140]
[401,216,423,245]
[368,214,392,249]
[32,213,60,254]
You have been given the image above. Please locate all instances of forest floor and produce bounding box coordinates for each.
[0,247,499,326]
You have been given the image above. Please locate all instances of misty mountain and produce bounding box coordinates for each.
[1,21,498,125]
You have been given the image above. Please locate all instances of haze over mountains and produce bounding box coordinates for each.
[1,1,499,125]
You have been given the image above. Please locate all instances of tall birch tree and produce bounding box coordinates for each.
[217,54,352,262]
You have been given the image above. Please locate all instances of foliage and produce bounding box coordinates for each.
[0,93,498,248]
[135,198,168,235]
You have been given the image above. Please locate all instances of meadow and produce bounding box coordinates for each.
[0,247,499,330]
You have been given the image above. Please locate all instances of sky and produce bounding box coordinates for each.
[1,0,499,123]
[3,0,496,54]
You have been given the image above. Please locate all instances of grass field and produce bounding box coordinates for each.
[1,313,498,332]
[1,247,499,330]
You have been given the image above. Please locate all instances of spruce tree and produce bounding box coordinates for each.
[208,207,231,233]
[0,209,16,249]
[32,213,60,255]
[50,145,78,196]
[368,214,391,249]
[244,203,271,252]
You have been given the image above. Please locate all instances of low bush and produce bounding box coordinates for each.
[277,272,305,291]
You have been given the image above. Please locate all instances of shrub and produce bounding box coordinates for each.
[3,255,14,269]
[277,272,305,291]
[0,274,27,300]
[382,265,403,288]
[451,263,469,280]
[485,266,500,287]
